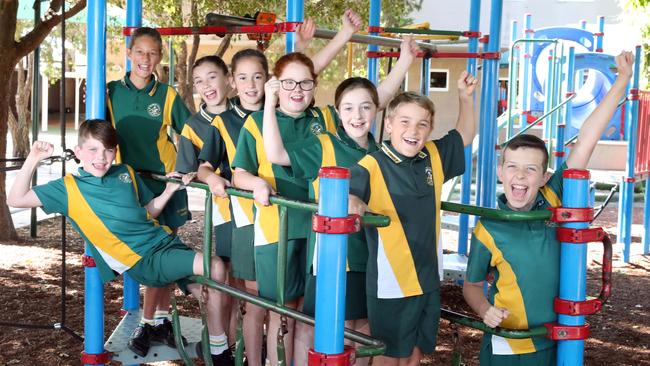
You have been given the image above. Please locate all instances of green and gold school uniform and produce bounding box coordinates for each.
[32,164,196,288]
[231,107,337,301]
[199,101,257,279]
[176,103,232,260]
[286,124,378,319]
[467,164,565,366]
[107,73,192,228]
[349,130,465,357]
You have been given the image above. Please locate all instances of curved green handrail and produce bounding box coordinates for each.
[441,309,548,338]
[441,201,552,221]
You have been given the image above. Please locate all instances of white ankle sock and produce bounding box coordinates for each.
[139,317,154,327]
[154,310,169,326]
[209,333,228,355]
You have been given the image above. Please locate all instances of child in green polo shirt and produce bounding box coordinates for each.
[7,120,234,365]
[261,36,420,366]
[463,51,634,366]
[107,27,193,357]
[348,80,477,364]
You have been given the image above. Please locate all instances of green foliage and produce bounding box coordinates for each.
[623,0,650,89]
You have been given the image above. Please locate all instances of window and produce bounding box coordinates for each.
[429,69,449,92]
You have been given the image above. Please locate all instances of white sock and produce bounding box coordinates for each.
[139,317,154,327]
[209,333,228,355]
[154,310,169,326]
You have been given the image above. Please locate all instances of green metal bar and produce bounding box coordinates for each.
[441,201,551,221]
[277,206,288,307]
[501,93,577,149]
[381,27,464,37]
[171,296,196,366]
[441,309,548,339]
[189,276,386,357]
[203,191,213,278]
[234,301,245,366]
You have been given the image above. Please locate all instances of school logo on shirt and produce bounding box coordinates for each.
[119,173,133,184]
[147,103,162,117]
[425,166,434,186]
[310,122,324,135]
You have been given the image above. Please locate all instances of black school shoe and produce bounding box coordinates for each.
[151,318,188,348]
[196,342,235,366]
[127,323,154,357]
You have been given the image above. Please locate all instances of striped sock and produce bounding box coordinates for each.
[139,317,154,327]
[154,310,169,326]
[209,333,228,355]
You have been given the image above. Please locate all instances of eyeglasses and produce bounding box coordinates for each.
[280,79,315,91]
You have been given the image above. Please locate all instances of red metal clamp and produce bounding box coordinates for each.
[625,177,636,183]
[462,31,481,38]
[553,151,566,157]
[367,26,384,33]
[276,21,302,33]
[566,92,576,98]
[524,28,535,34]
[80,351,111,365]
[479,35,489,43]
[556,227,605,243]
[312,214,361,234]
[593,32,605,37]
[544,323,590,340]
[82,255,97,268]
[479,52,501,59]
[308,346,355,366]
[628,88,640,101]
[548,207,594,223]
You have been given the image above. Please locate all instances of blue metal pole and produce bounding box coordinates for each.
[595,16,604,53]
[520,13,533,131]
[478,0,504,209]
[507,20,518,138]
[556,169,591,365]
[644,177,650,255]
[475,39,490,211]
[458,0,481,255]
[620,46,642,263]
[556,47,575,168]
[420,58,431,97]
[544,50,554,142]
[285,0,304,53]
[313,168,351,355]
[368,0,381,138]
[122,0,142,317]
[578,19,587,89]
[84,0,106,364]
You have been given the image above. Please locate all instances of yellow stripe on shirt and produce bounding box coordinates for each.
[424,141,444,263]
[312,134,337,200]
[359,156,422,298]
[107,98,123,164]
[181,124,205,150]
[159,87,178,172]
[64,175,141,270]
[473,221,536,354]
[320,106,338,135]
[540,186,561,208]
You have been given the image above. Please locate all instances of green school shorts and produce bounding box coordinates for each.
[479,340,556,366]
[231,225,255,281]
[302,272,367,320]
[255,239,306,303]
[214,221,232,261]
[128,236,196,292]
[157,189,191,229]
[367,290,441,358]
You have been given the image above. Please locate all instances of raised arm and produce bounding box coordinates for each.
[294,17,316,53]
[566,51,634,170]
[262,77,291,166]
[455,71,479,146]
[7,141,51,208]
[310,9,362,74]
[376,36,420,110]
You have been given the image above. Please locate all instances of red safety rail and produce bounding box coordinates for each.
[367,51,500,59]
[123,22,301,36]
[634,91,650,178]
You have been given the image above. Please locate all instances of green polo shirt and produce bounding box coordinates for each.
[286,125,378,273]
[231,106,338,246]
[350,130,464,299]
[199,100,257,229]
[108,73,191,193]
[33,164,173,284]
[466,164,565,355]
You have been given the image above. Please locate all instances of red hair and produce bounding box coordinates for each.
[273,52,318,80]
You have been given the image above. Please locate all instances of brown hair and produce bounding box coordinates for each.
[78,119,119,149]
[385,91,435,125]
[231,48,269,77]
[273,52,317,80]
[193,55,229,76]
[502,134,549,170]
[128,27,163,51]
[334,77,379,110]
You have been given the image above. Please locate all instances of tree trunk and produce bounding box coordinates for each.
[0,63,19,241]
[9,54,32,158]
[175,41,196,113]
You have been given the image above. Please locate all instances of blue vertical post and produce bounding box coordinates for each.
[644,177,650,254]
[368,0,381,137]
[310,167,354,363]
[122,0,142,316]
[578,19,587,88]
[506,20,518,138]
[475,38,490,211]
[477,0,504,209]
[619,46,642,263]
[595,16,604,53]
[84,0,106,364]
[556,169,591,365]
[285,0,304,53]
[519,13,533,131]
[556,47,575,168]
[420,58,431,96]
[543,50,554,142]
[458,0,481,255]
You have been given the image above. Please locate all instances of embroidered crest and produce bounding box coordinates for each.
[119,173,132,184]
[310,122,324,135]
[147,103,162,117]
[425,166,434,186]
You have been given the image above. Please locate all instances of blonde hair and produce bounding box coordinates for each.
[385,91,435,126]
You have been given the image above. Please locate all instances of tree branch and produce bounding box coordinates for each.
[215,34,232,57]
[15,0,87,60]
